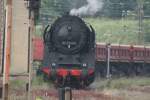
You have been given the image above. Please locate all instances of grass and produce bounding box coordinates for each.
[10,76,150,90]
[94,77,150,90]
[9,74,53,89]
[85,18,139,44]
[10,79,26,88]
[9,76,150,100]
[34,25,44,37]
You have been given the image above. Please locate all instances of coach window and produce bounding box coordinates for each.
[113,49,116,56]
[115,49,117,55]
[99,48,101,55]
[100,48,102,55]
[122,50,124,56]
[143,51,145,57]
[126,50,128,56]
[145,51,148,58]
[123,49,124,56]
[101,48,103,55]
[140,51,143,57]
[119,49,121,56]
[127,50,130,56]
[147,51,149,57]
[121,50,124,56]
[118,49,120,56]
[99,48,101,54]
[141,51,143,57]
[119,49,122,56]
[135,51,137,57]
[138,51,140,57]
[124,50,127,56]
[100,48,102,54]
[123,50,125,56]
[141,51,144,57]
[117,49,119,56]
[137,51,140,57]
[110,49,112,55]
[110,49,113,56]
[147,51,150,57]
[104,48,107,55]
[103,48,105,55]
[137,51,139,57]
[138,51,141,57]
[111,49,113,56]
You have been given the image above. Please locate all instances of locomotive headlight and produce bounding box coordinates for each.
[52,63,56,67]
[67,26,72,32]
[82,63,87,67]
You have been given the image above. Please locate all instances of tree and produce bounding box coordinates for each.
[102,0,137,18]
[143,20,150,42]
[41,0,86,16]
[143,0,150,16]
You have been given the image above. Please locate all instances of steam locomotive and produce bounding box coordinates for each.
[41,15,96,88]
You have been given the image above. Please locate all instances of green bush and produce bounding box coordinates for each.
[143,20,150,43]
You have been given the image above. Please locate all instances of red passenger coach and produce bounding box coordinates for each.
[33,38,44,61]
[145,47,150,63]
[96,43,150,63]
[133,46,150,62]
[33,38,150,63]
[33,38,150,77]
[96,43,107,61]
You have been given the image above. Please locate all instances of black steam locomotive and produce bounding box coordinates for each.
[41,15,96,88]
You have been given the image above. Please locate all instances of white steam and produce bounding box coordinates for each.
[70,0,103,16]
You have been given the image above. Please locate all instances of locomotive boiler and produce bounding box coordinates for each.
[41,15,96,88]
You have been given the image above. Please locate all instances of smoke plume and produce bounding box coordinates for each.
[70,0,103,16]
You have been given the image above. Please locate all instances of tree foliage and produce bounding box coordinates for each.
[102,0,137,18]
[143,20,150,42]
[40,0,150,18]
[41,0,86,16]
[143,0,150,16]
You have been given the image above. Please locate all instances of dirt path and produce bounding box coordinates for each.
[9,88,122,100]
[8,85,150,100]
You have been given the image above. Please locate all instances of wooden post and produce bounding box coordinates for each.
[27,8,34,100]
[0,86,2,98]
[59,87,72,100]
[106,43,111,79]
[0,0,5,73]
[2,0,12,100]
[65,87,72,100]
